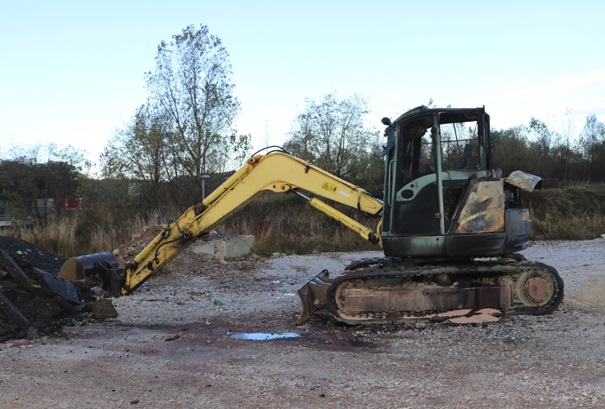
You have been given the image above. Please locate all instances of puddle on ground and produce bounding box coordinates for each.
[230,332,301,341]
[177,323,378,351]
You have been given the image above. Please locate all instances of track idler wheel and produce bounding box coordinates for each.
[514,263,564,314]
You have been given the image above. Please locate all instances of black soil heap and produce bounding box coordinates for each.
[0,236,115,342]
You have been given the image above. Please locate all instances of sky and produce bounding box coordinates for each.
[1,0,604,171]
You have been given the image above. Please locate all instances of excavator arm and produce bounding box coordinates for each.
[123,151,382,294]
[61,150,383,296]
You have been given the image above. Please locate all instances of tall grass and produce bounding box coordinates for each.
[9,215,79,256]
[4,184,604,258]
[531,211,605,240]
[525,184,605,240]
[221,192,380,255]
[87,223,118,254]
[6,209,177,257]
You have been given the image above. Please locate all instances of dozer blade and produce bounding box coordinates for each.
[296,269,332,324]
[59,252,123,297]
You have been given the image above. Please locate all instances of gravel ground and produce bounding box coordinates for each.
[0,238,604,408]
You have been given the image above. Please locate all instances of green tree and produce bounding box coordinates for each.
[0,144,84,220]
[0,159,36,219]
[284,93,378,181]
[527,118,559,179]
[579,114,605,181]
[101,102,174,207]
[354,132,385,197]
[102,103,172,179]
[491,126,534,176]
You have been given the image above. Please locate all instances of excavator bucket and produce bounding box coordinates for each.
[296,269,332,324]
[59,252,123,297]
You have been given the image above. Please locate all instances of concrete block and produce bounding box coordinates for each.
[189,235,255,261]
[215,235,255,260]
[189,241,215,257]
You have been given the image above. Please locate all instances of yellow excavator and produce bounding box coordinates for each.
[59,106,564,325]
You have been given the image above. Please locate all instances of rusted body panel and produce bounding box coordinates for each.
[505,171,543,192]
[455,180,505,234]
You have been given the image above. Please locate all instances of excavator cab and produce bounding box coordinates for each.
[380,106,538,259]
[298,107,561,325]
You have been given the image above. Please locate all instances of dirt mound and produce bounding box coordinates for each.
[113,225,166,266]
[0,236,114,342]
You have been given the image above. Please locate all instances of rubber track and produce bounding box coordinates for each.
[325,258,564,324]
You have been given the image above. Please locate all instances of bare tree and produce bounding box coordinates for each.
[285,94,377,179]
[145,24,249,183]
[101,102,173,185]
[555,108,578,180]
